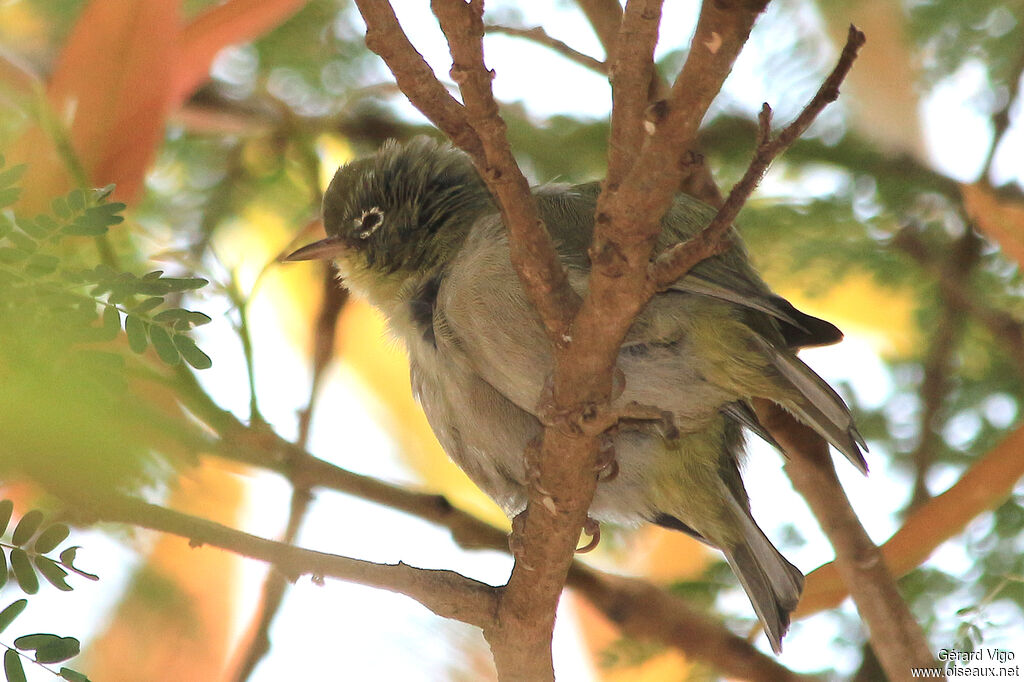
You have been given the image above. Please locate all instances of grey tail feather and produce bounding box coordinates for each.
[722,494,804,654]
[751,334,869,474]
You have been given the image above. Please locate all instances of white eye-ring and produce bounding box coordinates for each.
[355,207,384,239]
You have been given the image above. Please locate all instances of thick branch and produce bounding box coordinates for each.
[755,402,939,681]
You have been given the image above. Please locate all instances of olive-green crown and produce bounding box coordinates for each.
[322,137,493,275]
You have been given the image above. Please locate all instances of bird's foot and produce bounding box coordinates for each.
[576,517,601,553]
[594,435,620,482]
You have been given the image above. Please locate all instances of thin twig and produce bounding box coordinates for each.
[232,270,349,682]
[484,25,606,74]
[353,0,485,159]
[650,26,867,290]
[432,0,579,343]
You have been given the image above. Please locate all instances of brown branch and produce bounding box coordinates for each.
[605,0,664,187]
[427,4,604,677]
[231,267,349,682]
[143,366,804,679]
[72,490,499,630]
[483,25,606,74]
[906,230,979,509]
[568,567,815,682]
[352,0,484,159]
[576,0,623,60]
[798,421,1024,620]
[651,25,867,289]
[755,402,939,681]
[432,0,579,344]
[567,1,775,419]
[578,0,725,206]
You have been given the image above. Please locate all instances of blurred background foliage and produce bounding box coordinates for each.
[0,0,1022,680]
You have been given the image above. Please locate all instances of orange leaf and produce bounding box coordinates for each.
[173,0,309,104]
[962,182,1024,269]
[43,0,181,202]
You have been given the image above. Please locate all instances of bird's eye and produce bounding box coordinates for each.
[355,207,384,239]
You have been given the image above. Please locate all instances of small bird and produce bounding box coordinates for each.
[287,137,866,653]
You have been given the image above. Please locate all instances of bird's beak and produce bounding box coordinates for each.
[283,236,348,262]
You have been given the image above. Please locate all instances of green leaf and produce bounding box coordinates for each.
[52,196,71,219]
[101,306,121,340]
[5,230,36,254]
[93,183,115,201]
[34,637,80,664]
[0,549,6,590]
[153,309,213,328]
[160,277,209,292]
[131,297,164,313]
[0,600,27,634]
[57,546,97,581]
[60,668,90,682]
[149,325,180,365]
[4,649,26,682]
[9,550,37,595]
[13,634,59,651]
[0,248,28,264]
[173,335,213,370]
[0,499,13,536]
[124,315,148,353]
[34,557,72,592]
[24,253,59,276]
[12,510,43,546]
[34,523,70,554]
[0,163,27,189]
[0,187,20,209]
[66,189,85,212]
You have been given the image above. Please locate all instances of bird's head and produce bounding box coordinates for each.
[286,137,492,302]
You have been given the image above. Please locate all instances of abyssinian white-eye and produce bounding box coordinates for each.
[287,137,867,653]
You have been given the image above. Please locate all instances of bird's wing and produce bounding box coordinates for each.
[535,183,843,349]
[440,188,866,471]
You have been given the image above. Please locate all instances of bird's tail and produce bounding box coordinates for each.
[721,492,805,654]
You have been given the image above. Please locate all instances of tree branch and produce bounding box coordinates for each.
[352,0,484,159]
[755,402,939,681]
[483,25,606,75]
[650,25,867,289]
[605,0,663,187]
[145,365,804,679]
[75,490,499,629]
[797,421,1024,619]
[431,0,579,343]
[567,567,815,682]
